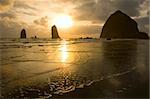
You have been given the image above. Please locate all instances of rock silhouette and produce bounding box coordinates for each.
[138,32,149,39]
[20,29,26,38]
[100,10,149,39]
[51,25,60,39]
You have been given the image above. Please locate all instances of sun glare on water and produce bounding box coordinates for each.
[60,42,68,63]
[53,15,73,28]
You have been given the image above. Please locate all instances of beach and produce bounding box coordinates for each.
[0,38,149,98]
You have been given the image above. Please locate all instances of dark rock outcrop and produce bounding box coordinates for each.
[20,29,26,38]
[51,25,60,39]
[138,32,149,39]
[100,10,149,39]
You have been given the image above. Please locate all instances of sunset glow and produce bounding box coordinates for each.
[0,0,149,98]
[53,15,73,28]
[0,0,148,38]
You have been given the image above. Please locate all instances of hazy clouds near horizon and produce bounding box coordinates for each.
[0,0,149,38]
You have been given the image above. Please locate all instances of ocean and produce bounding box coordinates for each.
[0,38,149,98]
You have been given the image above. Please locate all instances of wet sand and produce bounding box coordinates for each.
[0,39,149,98]
[53,70,149,98]
[3,66,149,98]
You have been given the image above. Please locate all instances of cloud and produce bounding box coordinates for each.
[12,1,38,16]
[29,16,50,38]
[71,0,115,23]
[0,18,27,38]
[34,16,49,27]
[139,0,149,17]
[111,0,144,16]
[14,1,37,10]
[0,0,149,38]
[71,0,149,33]
[0,15,50,38]
[27,25,50,38]
[72,0,147,22]
[135,16,149,33]
[0,12,16,19]
[0,0,15,12]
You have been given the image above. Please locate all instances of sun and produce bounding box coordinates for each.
[53,15,73,28]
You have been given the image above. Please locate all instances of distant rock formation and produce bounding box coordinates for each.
[20,29,26,38]
[100,10,149,39]
[31,36,37,39]
[51,25,60,39]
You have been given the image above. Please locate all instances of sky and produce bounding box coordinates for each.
[0,0,149,38]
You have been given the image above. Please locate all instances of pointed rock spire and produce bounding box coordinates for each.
[51,25,60,39]
[20,29,26,38]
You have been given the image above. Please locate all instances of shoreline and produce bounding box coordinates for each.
[53,70,149,98]
[2,66,149,98]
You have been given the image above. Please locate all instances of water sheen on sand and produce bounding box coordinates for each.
[0,38,149,98]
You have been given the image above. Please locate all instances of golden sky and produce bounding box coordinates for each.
[0,0,149,38]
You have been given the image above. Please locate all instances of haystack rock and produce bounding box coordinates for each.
[100,10,149,39]
[20,29,26,38]
[51,25,60,39]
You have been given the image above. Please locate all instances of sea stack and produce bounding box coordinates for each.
[51,25,60,39]
[100,10,149,39]
[20,29,26,38]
